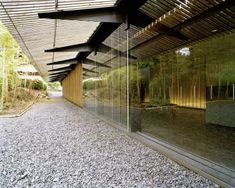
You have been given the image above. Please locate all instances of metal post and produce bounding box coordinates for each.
[210,85,213,100]
[233,84,234,100]
[126,29,130,131]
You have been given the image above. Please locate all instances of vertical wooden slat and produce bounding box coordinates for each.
[62,64,83,107]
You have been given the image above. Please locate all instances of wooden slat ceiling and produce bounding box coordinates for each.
[1,0,235,80]
[0,0,117,79]
[87,0,235,74]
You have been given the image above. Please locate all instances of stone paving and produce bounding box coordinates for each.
[0,92,219,187]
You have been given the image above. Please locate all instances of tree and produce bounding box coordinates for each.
[0,22,21,110]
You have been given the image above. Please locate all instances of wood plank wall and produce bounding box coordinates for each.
[62,64,83,107]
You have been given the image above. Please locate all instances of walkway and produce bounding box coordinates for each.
[0,92,218,187]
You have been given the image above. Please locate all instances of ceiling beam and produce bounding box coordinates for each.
[47,58,78,65]
[174,0,235,31]
[48,66,72,72]
[132,0,235,52]
[38,5,187,40]
[45,42,92,53]
[38,0,154,28]
[150,22,189,40]
[47,57,111,68]
[38,6,124,23]
[40,0,150,80]
[45,43,137,59]
[49,76,66,81]
[49,71,70,76]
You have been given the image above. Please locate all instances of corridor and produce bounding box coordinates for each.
[0,93,218,187]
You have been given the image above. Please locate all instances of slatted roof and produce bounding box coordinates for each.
[0,0,116,79]
[0,0,235,81]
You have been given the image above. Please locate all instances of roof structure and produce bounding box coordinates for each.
[0,0,235,82]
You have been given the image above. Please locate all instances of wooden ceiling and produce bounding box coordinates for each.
[1,0,235,81]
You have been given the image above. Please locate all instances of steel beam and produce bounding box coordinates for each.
[132,0,235,52]
[49,71,70,76]
[45,43,92,53]
[40,0,150,78]
[49,77,65,81]
[49,76,66,81]
[39,7,124,23]
[151,22,189,40]
[45,43,137,59]
[47,57,111,69]
[38,3,153,28]
[49,75,65,79]
[174,0,235,31]
[47,58,78,65]
[48,66,72,72]
[39,6,145,26]
[49,77,65,80]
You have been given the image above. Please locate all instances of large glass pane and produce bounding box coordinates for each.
[83,27,128,128]
[129,31,235,171]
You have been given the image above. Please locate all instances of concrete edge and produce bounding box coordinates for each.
[0,94,40,118]
[130,132,235,188]
[63,98,235,188]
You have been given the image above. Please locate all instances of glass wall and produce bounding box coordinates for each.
[83,30,235,173]
[83,29,128,128]
[130,31,235,171]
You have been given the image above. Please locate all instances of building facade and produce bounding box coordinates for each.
[1,0,235,186]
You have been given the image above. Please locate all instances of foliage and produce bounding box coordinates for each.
[48,82,62,91]
[21,79,47,91]
[83,31,235,107]
[83,78,104,90]
[0,21,45,111]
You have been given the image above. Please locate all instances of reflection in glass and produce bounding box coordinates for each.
[83,28,235,174]
[130,31,235,171]
[83,28,128,127]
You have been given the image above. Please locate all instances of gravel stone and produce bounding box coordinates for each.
[0,93,219,187]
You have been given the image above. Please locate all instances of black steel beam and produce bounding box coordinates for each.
[38,1,187,40]
[45,43,92,53]
[132,0,235,52]
[49,75,66,81]
[40,0,150,80]
[48,66,72,72]
[49,77,65,81]
[151,22,189,40]
[49,75,65,79]
[38,1,152,28]
[47,58,78,65]
[45,43,137,59]
[49,71,70,76]
[39,6,124,23]
[128,10,154,28]
[49,79,60,82]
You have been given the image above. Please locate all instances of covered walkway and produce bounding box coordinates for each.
[0,93,217,187]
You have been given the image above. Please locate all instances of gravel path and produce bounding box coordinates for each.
[0,93,219,188]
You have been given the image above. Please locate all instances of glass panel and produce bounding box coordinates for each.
[83,28,128,128]
[129,31,235,171]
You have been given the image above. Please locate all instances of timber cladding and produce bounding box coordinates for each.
[62,64,83,107]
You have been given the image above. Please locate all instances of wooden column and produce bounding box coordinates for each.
[62,64,83,107]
